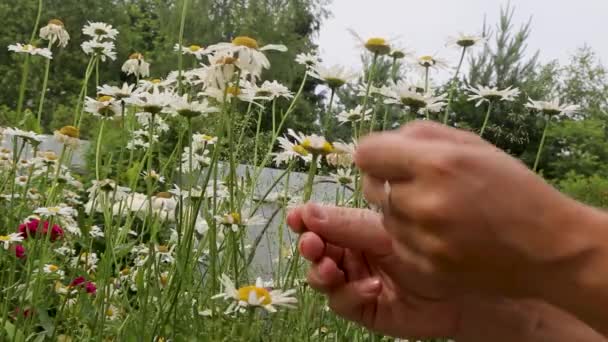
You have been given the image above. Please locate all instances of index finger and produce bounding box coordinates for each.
[355,132,440,181]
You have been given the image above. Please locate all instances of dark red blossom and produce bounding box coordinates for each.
[85,282,97,294]
[70,276,86,287]
[14,245,25,259]
[18,219,63,241]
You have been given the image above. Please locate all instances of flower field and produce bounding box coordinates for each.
[0,1,593,341]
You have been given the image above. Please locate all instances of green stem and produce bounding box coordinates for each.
[29,0,43,43]
[95,120,106,180]
[303,155,319,202]
[533,119,550,172]
[443,47,467,124]
[16,55,31,116]
[322,89,336,136]
[479,101,494,138]
[424,66,430,94]
[177,0,190,94]
[358,53,379,137]
[36,41,53,127]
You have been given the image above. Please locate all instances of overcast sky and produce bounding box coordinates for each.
[316,0,607,72]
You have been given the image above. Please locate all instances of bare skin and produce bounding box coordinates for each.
[287,204,605,341]
[351,121,608,336]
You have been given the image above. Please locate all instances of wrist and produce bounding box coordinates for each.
[535,202,608,335]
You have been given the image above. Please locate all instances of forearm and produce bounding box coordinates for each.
[457,298,605,342]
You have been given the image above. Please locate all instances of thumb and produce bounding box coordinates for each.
[300,203,392,257]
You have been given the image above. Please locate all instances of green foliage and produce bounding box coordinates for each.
[558,172,608,208]
[0,0,329,137]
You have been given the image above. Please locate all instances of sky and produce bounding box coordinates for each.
[316,0,607,72]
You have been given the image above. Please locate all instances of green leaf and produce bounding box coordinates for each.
[4,321,25,342]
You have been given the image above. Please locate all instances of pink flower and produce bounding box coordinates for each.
[18,219,63,241]
[85,282,97,294]
[14,245,25,259]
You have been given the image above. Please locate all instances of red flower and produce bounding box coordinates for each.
[70,276,86,287]
[85,282,97,294]
[14,245,25,259]
[18,219,63,241]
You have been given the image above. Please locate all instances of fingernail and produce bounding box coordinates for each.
[360,278,382,294]
[308,203,327,222]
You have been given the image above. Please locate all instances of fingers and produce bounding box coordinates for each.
[299,203,392,257]
[299,231,344,264]
[287,206,305,233]
[327,277,382,323]
[398,120,483,145]
[362,175,386,206]
[307,257,345,292]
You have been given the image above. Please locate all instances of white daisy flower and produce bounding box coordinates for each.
[84,95,122,119]
[201,84,258,104]
[206,36,287,79]
[4,128,44,144]
[82,22,119,40]
[213,274,297,313]
[389,45,415,60]
[336,105,372,125]
[34,205,77,218]
[104,305,120,321]
[327,141,356,168]
[253,80,293,101]
[121,53,150,78]
[383,81,447,114]
[309,64,358,89]
[71,252,99,272]
[348,29,392,56]
[43,264,65,278]
[414,54,450,70]
[126,87,173,115]
[214,211,264,233]
[39,19,70,48]
[0,233,24,250]
[53,125,80,148]
[273,135,312,166]
[8,43,52,59]
[466,85,521,107]
[295,53,320,67]
[288,130,335,156]
[81,40,117,62]
[54,246,76,257]
[141,170,165,183]
[192,133,218,148]
[98,83,135,101]
[168,94,219,118]
[446,33,486,49]
[174,44,207,59]
[526,99,580,118]
[89,225,104,239]
[331,168,354,186]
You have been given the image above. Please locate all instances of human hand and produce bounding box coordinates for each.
[287,203,606,341]
[356,121,608,297]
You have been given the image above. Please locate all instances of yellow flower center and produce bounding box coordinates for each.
[97,95,113,102]
[301,139,334,155]
[0,235,9,242]
[157,245,170,253]
[49,207,60,213]
[189,45,202,52]
[216,56,238,65]
[160,273,169,287]
[151,79,162,84]
[237,286,271,305]
[106,308,114,317]
[49,19,65,27]
[232,36,259,49]
[48,264,59,272]
[419,55,436,67]
[201,134,215,142]
[365,37,391,55]
[24,44,34,51]
[226,86,241,96]
[18,176,27,182]
[229,212,242,225]
[155,192,172,199]
[129,52,144,60]
[59,125,79,139]
[292,144,309,156]
[120,268,130,276]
